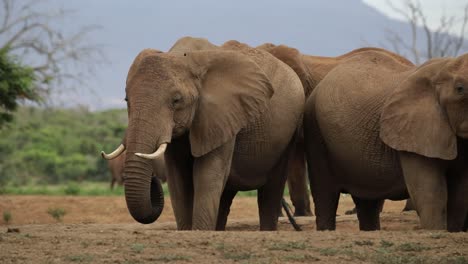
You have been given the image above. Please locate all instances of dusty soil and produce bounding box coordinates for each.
[0,195,466,263]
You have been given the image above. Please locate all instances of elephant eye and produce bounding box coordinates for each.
[172,94,183,106]
[455,85,465,95]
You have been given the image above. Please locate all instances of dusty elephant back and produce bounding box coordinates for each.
[312,51,412,198]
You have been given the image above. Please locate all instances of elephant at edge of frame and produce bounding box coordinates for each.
[304,50,468,232]
[257,43,415,217]
[101,39,305,231]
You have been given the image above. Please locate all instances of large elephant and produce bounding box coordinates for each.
[304,50,468,232]
[257,44,414,217]
[106,150,167,189]
[102,39,304,231]
[169,36,312,218]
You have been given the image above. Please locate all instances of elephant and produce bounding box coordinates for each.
[106,150,167,189]
[102,38,305,231]
[304,50,468,232]
[257,44,414,218]
[107,150,125,189]
[169,36,313,218]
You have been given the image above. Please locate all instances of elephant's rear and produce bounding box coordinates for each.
[306,51,411,199]
[230,48,305,188]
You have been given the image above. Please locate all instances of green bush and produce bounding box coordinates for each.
[0,107,127,185]
[64,182,81,195]
[47,207,66,222]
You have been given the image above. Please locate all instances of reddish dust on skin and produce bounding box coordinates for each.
[1,195,466,263]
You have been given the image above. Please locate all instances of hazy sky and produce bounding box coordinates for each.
[5,0,465,109]
[364,0,468,33]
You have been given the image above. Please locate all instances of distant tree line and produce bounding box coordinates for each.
[0,107,126,186]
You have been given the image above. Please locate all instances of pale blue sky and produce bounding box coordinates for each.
[3,0,465,109]
[364,0,468,33]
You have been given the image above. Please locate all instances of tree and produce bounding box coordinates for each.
[384,0,468,64]
[0,0,104,116]
[0,47,36,127]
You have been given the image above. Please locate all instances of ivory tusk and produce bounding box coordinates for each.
[101,144,125,160]
[135,143,167,160]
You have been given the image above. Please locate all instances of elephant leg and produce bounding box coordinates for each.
[402,199,415,212]
[352,196,384,231]
[216,188,238,231]
[400,152,447,230]
[258,139,295,231]
[287,142,313,216]
[165,136,194,230]
[464,212,468,232]
[447,167,468,232]
[192,139,235,230]
[304,93,338,230]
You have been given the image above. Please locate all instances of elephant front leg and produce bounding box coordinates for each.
[166,137,194,230]
[400,152,448,230]
[192,140,235,230]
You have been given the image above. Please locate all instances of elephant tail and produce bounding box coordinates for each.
[281,198,302,231]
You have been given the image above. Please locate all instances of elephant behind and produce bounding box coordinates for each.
[257,44,414,217]
[304,50,468,232]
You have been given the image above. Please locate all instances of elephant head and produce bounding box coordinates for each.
[380,54,468,160]
[102,48,273,224]
[168,36,218,54]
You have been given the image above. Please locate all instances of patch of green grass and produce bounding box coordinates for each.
[65,254,93,262]
[153,255,191,262]
[269,241,307,251]
[3,211,12,224]
[47,207,66,222]
[428,232,446,239]
[396,242,429,252]
[223,252,252,261]
[213,243,225,251]
[318,248,339,256]
[130,243,145,253]
[450,256,468,264]
[354,240,374,246]
[340,249,369,261]
[380,240,394,248]
[281,254,320,262]
[64,182,81,195]
[2,181,291,198]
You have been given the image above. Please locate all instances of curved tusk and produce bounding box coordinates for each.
[101,144,125,160]
[135,143,167,160]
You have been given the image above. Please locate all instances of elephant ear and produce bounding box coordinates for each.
[186,50,274,157]
[379,59,457,160]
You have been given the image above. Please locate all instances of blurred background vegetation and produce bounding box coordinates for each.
[0,107,126,191]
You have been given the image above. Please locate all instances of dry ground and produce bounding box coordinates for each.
[0,195,466,263]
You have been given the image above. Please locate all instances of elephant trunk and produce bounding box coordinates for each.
[122,109,173,224]
[123,152,164,224]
